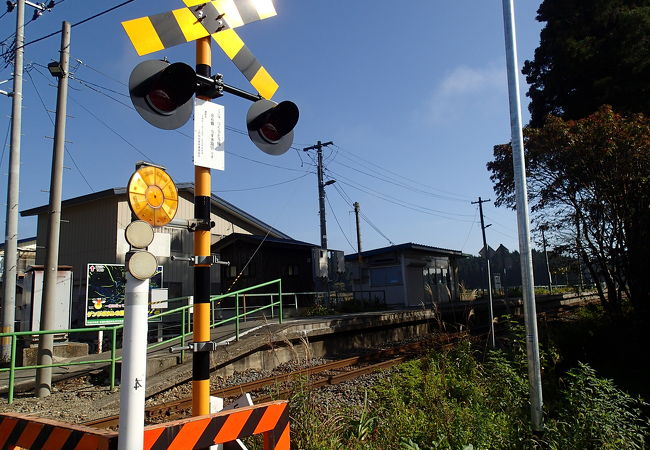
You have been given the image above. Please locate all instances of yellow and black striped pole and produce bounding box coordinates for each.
[193,36,212,417]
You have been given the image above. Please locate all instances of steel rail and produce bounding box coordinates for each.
[85,334,466,429]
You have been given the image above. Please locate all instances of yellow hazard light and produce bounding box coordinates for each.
[127,165,178,227]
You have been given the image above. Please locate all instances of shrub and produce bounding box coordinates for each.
[545,363,648,449]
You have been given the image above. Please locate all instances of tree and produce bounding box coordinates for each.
[487,106,650,315]
[523,0,650,127]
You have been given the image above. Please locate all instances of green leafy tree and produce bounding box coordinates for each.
[523,0,650,127]
[487,106,650,315]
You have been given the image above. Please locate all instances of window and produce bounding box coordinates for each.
[170,229,184,253]
[228,265,237,278]
[369,266,402,286]
[287,264,299,276]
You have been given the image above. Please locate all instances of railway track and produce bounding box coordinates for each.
[84,332,467,429]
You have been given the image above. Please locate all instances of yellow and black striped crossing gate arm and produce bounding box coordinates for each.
[121,0,279,99]
[210,27,278,100]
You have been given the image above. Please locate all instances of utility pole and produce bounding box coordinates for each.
[34,21,70,397]
[304,140,334,305]
[1,0,25,363]
[540,226,552,294]
[353,202,362,265]
[472,197,495,348]
[501,0,543,431]
[303,140,334,250]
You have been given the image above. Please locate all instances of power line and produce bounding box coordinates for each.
[326,168,476,221]
[75,57,127,87]
[1,0,138,60]
[215,172,311,192]
[460,206,479,253]
[68,94,155,162]
[59,68,315,177]
[332,183,394,246]
[25,66,95,192]
[325,191,356,252]
[332,143,472,202]
[331,157,469,203]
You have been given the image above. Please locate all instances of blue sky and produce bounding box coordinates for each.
[0,1,544,256]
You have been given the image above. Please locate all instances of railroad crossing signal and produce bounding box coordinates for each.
[128,59,196,130]
[246,99,299,155]
[122,0,279,100]
[123,0,299,154]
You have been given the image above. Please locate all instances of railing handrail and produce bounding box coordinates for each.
[0,278,287,404]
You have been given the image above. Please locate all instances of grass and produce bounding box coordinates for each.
[283,315,649,449]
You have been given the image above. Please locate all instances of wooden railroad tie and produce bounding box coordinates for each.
[0,400,289,450]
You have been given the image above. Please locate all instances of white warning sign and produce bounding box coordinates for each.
[194,99,225,170]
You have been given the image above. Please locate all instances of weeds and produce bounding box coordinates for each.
[286,321,649,449]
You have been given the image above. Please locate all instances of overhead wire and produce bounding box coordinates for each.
[215,172,311,192]
[332,143,472,202]
[332,183,394,246]
[0,118,10,170]
[74,58,126,87]
[24,65,95,192]
[325,168,476,222]
[331,158,470,203]
[325,191,356,252]
[460,206,479,253]
[62,65,315,176]
[68,95,155,162]
[1,0,138,61]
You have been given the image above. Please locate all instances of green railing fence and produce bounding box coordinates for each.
[0,278,285,404]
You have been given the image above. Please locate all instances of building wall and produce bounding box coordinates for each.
[32,190,283,326]
[348,248,462,306]
[35,197,119,327]
[218,242,315,296]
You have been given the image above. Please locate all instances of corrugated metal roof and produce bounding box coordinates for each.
[20,183,291,240]
[213,232,318,250]
[345,242,463,260]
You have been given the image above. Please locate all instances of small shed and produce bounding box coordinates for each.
[346,243,464,307]
[213,233,325,295]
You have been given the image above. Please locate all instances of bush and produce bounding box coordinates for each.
[544,363,648,449]
[286,330,648,449]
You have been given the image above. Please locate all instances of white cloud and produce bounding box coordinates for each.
[438,65,505,96]
[426,63,508,123]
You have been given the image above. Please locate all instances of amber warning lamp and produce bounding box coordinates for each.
[126,164,178,227]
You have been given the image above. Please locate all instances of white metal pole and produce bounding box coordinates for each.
[118,274,149,450]
[500,0,544,432]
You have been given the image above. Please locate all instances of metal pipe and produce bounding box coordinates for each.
[110,328,116,390]
[221,82,261,102]
[278,280,283,324]
[501,0,544,432]
[9,335,16,404]
[235,293,240,340]
[181,308,186,364]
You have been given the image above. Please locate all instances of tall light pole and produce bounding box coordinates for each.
[1,0,25,363]
[501,0,544,432]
